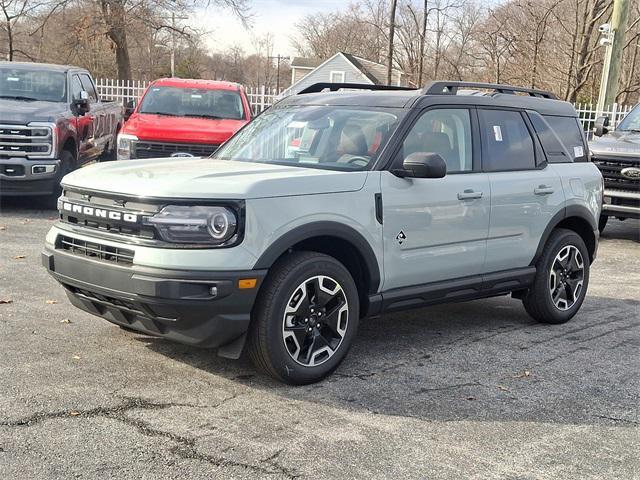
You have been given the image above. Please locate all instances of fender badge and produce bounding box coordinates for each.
[396,231,407,245]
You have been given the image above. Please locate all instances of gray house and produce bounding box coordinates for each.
[285,52,407,96]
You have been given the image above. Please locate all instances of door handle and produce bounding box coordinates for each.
[457,189,483,200]
[534,185,555,195]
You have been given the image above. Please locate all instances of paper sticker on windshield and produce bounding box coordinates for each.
[573,146,584,158]
[191,94,202,99]
[6,77,19,82]
[493,125,503,142]
[288,121,307,129]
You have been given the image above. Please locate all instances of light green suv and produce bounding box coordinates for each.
[43,82,603,384]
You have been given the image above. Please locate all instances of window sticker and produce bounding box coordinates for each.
[493,125,503,142]
[191,94,202,99]
[7,77,20,82]
[573,146,584,158]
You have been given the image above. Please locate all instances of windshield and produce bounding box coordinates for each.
[0,67,66,102]
[214,105,403,171]
[617,104,640,132]
[139,86,246,120]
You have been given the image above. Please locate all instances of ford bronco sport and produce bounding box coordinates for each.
[42,81,603,384]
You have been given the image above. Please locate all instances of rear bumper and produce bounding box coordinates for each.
[42,247,267,357]
[602,189,640,219]
[0,158,60,196]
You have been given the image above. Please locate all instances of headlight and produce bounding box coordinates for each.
[144,205,239,245]
[117,134,138,160]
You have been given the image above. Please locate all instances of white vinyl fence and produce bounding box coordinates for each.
[95,79,634,132]
[95,79,282,115]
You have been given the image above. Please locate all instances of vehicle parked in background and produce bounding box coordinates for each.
[0,62,122,202]
[43,81,602,385]
[589,105,640,232]
[117,78,251,160]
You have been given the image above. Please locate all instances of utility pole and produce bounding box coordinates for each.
[268,54,290,92]
[387,0,399,84]
[596,0,630,115]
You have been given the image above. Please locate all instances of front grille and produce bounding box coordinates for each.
[592,156,640,192]
[0,124,53,159]
[57,235,135,265]
[134,140,219,159]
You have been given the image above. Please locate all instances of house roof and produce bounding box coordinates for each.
[342,53,403,84]
[290,57,322,69]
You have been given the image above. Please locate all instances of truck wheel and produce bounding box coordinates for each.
[248,251,360,385]
[44,150,74,209]
[598,214,608,233]
[523,229,590,324]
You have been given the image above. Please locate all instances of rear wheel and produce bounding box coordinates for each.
[523,229,590,324]
[248,251,359,385]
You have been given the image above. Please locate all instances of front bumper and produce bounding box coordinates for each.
[602,189,640,219]
[42,246,267,358]
[0,158,60,196]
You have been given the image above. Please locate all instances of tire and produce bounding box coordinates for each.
[43,149,74,209]
[247,251,360,385]
[598,214,608,234]
[523,228,590,324]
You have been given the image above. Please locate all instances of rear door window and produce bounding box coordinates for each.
[542,115,587,162]
[527,112,572,163]
[479,109,536,171]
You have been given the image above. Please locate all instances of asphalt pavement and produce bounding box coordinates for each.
[0,199,638,479]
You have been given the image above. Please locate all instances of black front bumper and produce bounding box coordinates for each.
[42,248,266,358]
[1,158,61,196]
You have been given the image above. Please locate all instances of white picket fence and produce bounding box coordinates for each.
[95,79,634,131]
[94,79,282,115]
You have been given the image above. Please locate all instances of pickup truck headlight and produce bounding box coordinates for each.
[144,205,239,245]
[117,134,138,160]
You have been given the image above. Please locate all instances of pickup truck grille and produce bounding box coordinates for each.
[592,156,640,192]
[133,140,219,159]
[0,124,53,159]
[56,235,135,265]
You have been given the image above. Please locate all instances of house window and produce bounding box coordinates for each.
[330,71,345,83]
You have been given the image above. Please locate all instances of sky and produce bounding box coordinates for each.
[191,0,353,57]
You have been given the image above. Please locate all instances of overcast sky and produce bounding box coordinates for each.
[191,0,357,57]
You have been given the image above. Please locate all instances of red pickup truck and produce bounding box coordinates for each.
[117,78,251,160]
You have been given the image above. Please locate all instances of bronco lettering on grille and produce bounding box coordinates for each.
[62,202,138,223]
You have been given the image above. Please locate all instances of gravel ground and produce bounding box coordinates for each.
[0,199,638,480]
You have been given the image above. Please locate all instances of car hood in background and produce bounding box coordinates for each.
[61,158,368,199]
[589,130,640,158]
[0,99,69,123]
[123,113,247,144]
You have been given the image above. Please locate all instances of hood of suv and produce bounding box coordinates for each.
[123,113,247,145]
[589,130,640,158]
[61,158,368,199]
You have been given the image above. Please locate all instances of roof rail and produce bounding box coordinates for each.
[424,81,557,99]
[298,82,417,95]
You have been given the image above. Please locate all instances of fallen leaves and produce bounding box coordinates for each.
[72,355,81,360]
[0,299,12,304]
[60,318,72,324]
[0,225,6,231]
[69,410,81,417]
[513,370,531,379]
[45,299,58,305]
[14,255,26,260]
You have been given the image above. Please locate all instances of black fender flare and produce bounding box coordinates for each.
[531,204,598,265]
[253,221,381,294]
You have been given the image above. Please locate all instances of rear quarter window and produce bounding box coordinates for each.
[542,115,587,162]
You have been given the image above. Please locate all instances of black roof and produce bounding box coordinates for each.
[278,81,577,117]
[0,61,86,73]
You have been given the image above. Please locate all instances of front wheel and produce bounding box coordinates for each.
[248,251,359,385]
[523,229,590,324]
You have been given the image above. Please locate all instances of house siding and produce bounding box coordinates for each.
[292,68,312,84]
[286,54,372,95]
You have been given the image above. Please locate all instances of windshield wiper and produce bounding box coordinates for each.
[142,111,181,116]
[0,95,39,101]
[182,113,224,120]
[620,128,640,133]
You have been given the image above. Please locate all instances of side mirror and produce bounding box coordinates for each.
[394,152,447,179]
[124,99,137,121]
[73,90,90,115]
[594,115,610,137]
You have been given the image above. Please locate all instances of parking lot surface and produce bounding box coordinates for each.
[1,200,638,479]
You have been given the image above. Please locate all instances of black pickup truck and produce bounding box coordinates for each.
[0,62,123,202]
[589,105,640,232]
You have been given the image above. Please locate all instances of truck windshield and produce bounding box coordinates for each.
[617,105,640,132]
[139,86,245,120]
[0,67,66,102]
[214,106,403,171]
